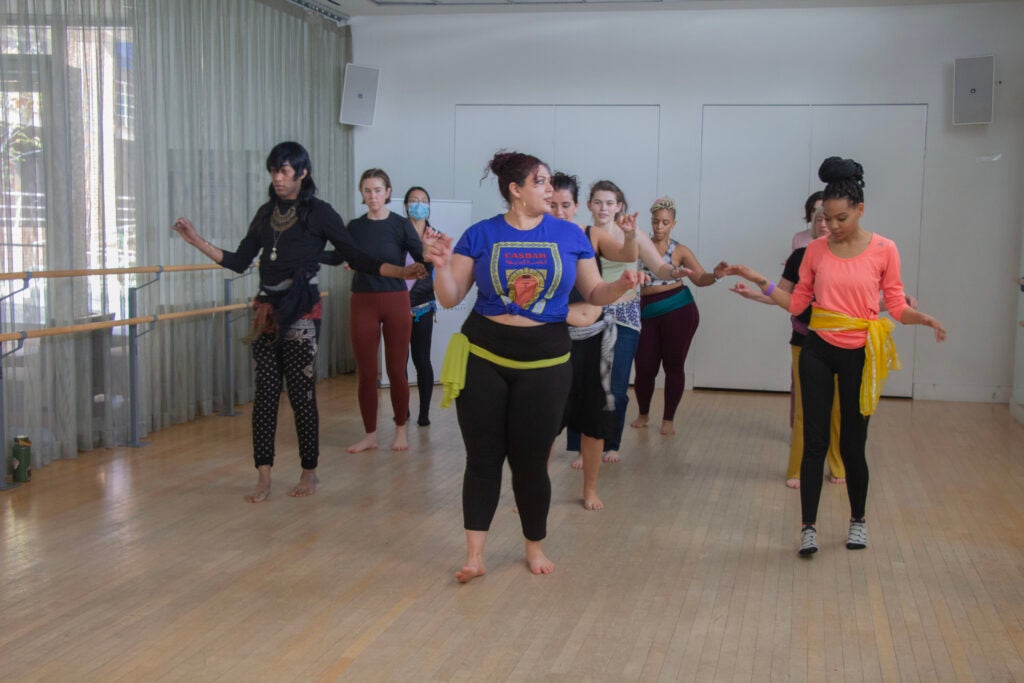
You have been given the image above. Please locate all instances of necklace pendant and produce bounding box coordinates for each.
[270,248,278,262]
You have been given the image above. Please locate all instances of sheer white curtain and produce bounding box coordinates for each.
[1,0,355,469]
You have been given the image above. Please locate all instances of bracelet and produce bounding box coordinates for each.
[763,281,776,296]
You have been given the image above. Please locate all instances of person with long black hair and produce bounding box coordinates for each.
[173,142,424,503]
[428,152,645,582]
[726,157,946,555]
[404,186,440,426]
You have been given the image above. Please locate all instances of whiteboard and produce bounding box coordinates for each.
[692,104,926,397]
[380,198,473,388]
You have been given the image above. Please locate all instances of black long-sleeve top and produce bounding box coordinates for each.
[321,211,423,293]
[219,197,382,286]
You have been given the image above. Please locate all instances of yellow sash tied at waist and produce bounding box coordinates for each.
[809,307,902,416]
[439,333,571,408]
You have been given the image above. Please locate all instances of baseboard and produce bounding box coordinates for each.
[912,383,1012,403]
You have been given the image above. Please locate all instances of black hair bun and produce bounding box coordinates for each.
[818,157,865,187]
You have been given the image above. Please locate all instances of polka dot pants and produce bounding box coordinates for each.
[251,319,320,470]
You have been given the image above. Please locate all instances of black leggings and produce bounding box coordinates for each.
[799,332,869,524]
[251,319,320,470]
[410,311,434,421]
[455,314,572,541]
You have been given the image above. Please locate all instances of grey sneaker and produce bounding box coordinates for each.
[799,525,818,556]
[847,519,867,550]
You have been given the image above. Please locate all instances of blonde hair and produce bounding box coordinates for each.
[650,196,676,218]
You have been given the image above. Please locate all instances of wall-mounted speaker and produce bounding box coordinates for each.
[340,64,379,127]
[953,56,994,125]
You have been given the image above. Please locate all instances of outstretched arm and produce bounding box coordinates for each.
[730,277,795,304]
[575,257,648,306]
[724,263,793,310]
[173,218,225,264]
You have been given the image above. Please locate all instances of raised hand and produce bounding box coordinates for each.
[425,232,454,269]
[172,217,203,247]
[615,211,640,236]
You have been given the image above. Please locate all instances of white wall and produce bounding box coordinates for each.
[349,2,1024,404]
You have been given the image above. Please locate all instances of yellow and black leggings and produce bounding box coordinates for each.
[455,313,572,541]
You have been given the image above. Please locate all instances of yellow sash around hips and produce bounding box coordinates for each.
[809,307,902,416]
[439,332,571,408]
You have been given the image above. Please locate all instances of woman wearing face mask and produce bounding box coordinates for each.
[325,168,425,453]
[404,186,440,426]
[629,197,724,437]
[571,180,725,463]
[726,157,946,556]
[731,204,846,488]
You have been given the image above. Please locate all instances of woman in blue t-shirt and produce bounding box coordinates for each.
[428,151,645,583]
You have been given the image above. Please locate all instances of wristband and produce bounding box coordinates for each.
[763,281,776,296]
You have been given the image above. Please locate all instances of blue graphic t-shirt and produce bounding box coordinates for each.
[454,213,595,323]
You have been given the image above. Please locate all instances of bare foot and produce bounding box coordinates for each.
[347,433,378,454]
[660,420,676,436]
[245,465,272,503]
[525,541,554,575]
[630,414,649,428]
[786,477,800,489]
[583,491,604,511]
[392,424,408,452]
[245,482,271,503]
[570,456,583,470]
[289,470,319,497]
[455,559,487,583]
[602,450,621,463]
[829,475,846,485]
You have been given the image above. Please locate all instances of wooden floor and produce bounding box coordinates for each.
[2,377,1023,682]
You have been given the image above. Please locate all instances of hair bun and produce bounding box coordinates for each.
[650,197,676,214]
[818,157,865,187]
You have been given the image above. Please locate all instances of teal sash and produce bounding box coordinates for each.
[640,286,694,319]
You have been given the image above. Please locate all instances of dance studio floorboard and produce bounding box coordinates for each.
[2,376,1023,681]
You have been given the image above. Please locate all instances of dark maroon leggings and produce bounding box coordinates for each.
[633,290,700,422]
[350,290,411,431]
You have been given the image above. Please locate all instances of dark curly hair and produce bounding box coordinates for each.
[818,157,865,205]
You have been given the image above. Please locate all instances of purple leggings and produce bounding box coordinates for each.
[633,289,700,421]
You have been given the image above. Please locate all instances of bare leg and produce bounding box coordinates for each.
[525,540,554,575]
[392,424,408,452]
[347,432,378,454]
[630,413,649,429]
[245,465,272,503]
[659,419,676,436]
[289,468,319,497]
[580,434,604,510]
[455,530,487,583]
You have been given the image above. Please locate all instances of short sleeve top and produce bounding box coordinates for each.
[454,213,595,323]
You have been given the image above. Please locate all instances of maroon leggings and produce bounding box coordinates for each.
[634,290,700,422]
[350,290,411,431]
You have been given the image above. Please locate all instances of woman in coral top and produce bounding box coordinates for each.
[726,157,946,557]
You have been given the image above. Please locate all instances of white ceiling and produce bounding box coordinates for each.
[283,0,1011,20]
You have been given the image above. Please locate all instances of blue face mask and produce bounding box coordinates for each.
[407,202,430,220]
